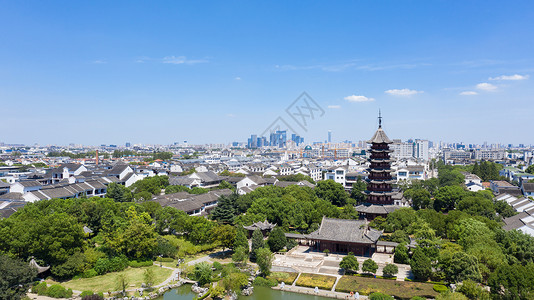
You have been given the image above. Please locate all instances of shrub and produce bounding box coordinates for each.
[80,291,94,297]
[253,276,278,287]
[129,260,153,268]
[382,264,399,277]
[369,292,394,300]
[340,253,359,274]
[411,297,426,300]
[94,256,129,275]
[46,284,72,298]
[212,261,223,270]
[433,284,448,293]
[362,259,378,274]
[32,282,48,295]
[156,257,174,262]
[82,294,104,300]
[81,268,98,278]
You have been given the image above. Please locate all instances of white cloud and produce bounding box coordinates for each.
[489,74,529,81]
[163,56,208,65]
[384,88,423,96]
[344,95,375,102]
[226,114,236,118]
[92,60,106,64]
[234,77,241,80]
[476,82,497,91]
[460,91,478,96]
[328,105,341,109]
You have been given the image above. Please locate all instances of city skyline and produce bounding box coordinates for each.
[1,1,533,145]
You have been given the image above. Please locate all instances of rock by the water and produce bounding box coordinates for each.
[241,285,254,296]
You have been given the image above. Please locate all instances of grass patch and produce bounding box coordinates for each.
[267,272,298,285]
[295,273,337,290]
[53,265,172,294]
[335,276,438,299]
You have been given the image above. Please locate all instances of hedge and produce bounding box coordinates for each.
[433,284,448,293]
[129,260,154,268]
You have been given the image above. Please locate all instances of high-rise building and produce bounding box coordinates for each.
[247,134,258,148]
[269,130,287,148]
[413,139,429,161]
[125,142,131,147]
[328,130,332,143]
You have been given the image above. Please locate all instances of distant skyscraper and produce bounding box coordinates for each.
[125,142,131,147]
[269,130,287,148]
[328,130,332,143]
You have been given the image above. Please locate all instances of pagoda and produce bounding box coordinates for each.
[356,112,402,219]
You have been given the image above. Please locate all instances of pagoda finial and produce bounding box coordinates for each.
[378,109,382,128]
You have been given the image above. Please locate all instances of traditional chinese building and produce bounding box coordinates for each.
[356,113,402,219]
[285,217,385,256]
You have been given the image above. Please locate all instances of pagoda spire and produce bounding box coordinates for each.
[378,109,382,128]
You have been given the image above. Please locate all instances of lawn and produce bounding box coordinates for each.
[295,273,337,290]
[335,275,438,299]
[54,265,173,294]
[267,272,299,285]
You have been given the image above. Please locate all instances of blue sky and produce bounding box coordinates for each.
[1,1,533,146]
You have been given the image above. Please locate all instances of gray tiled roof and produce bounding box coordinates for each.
[306,217,382,244]
[17,180,42,188]
[367,128,393,144]
[523,183,534,193]
[355,204,402,215]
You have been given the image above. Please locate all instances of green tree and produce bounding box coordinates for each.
[407,188,432,210]
[444,252,482,283]
[390,230,410,244]
[457,280,490,300]
[232,246,248,266]
[382,263,399,277]
[362,259,378,274]
[210,224,236,250]
[315,180,349,206]
[116,274,129,296]
[210,195,237,223]
[165,185,191,194]
[394,243,410,264]
[106,183,134,202]
[277,174,315,184]
[0,254,38,300]
[233,228,249,252]
[526,165,534,175]
[383,208,417,232]
[433,185,465,212]
[267,227,287,253]
[339,253,359,274]
[350,177,367,204]
[250,229,264,261]
[194,262,213,285]
[218,180,235,191]
[488,263,534,300]
[256,248,274,276]
[410,248,432,281]
[134,191,153,202]
[223,271,249,292]
[369,292,394,300]
[143,268,155,288]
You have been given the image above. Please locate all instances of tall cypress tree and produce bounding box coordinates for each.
[250,228,264,261]
[233,228,249,253]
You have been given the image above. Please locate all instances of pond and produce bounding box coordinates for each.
[158,284,334,300]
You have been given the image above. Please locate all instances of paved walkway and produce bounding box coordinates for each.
[274,246,412,281]
[273,284,369,300]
